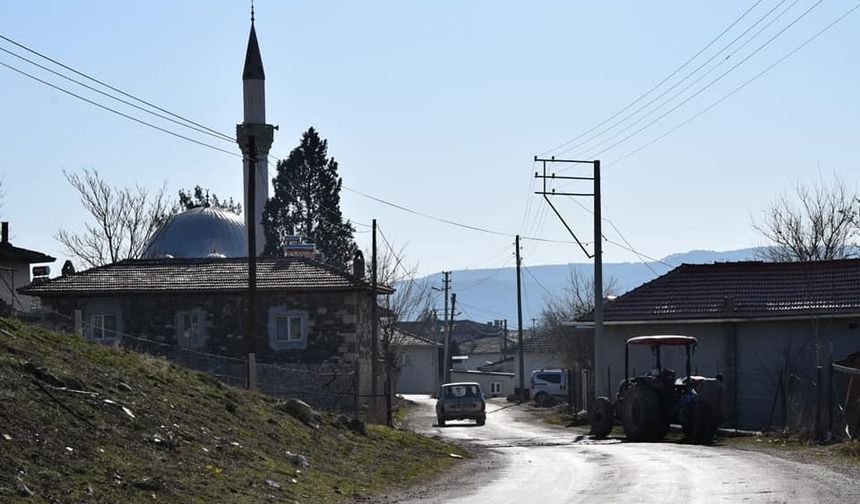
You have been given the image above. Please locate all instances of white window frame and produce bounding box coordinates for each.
[267,307,309,350]
[490,381,502,395]
[274,315,304,342]
[91,313,117,340]
[175,309,208,349]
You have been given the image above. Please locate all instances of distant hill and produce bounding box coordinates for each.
[417,248,762,326]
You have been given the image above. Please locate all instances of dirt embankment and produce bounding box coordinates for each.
[0,319,464,503]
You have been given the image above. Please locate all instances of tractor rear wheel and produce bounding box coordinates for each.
[590,396,614,438]
[622,382,667,442]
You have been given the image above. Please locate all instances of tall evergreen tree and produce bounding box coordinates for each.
[262,127,357,269]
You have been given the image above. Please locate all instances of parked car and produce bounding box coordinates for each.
[435,382,486,426]
[529,369,570,405]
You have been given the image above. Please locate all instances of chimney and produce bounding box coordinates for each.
[1,222,7,243]
[352,250,366,279]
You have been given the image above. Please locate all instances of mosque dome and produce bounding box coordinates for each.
[142,207,246,259]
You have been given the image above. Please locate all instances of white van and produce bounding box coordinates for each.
[529,369,569,405]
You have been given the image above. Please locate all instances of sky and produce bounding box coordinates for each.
[1,1,859,275]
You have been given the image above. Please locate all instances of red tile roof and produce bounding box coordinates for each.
[581,260,860,322]
[20,257,392,297]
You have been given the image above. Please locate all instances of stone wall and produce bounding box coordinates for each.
[39,289,382,416]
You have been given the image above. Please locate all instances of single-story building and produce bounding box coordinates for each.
[0,222,55,314]
[393,329,441,395]
[449,369,514,398]
[21,255,392,412]
[577,259,860,430]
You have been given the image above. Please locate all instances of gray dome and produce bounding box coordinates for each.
[143,207,246,259]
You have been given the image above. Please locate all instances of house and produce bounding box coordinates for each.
[576,260,860,430]
[20,255,392,411]
[0,222,55,314]
[393,328,441,394]
[396,318,513,381]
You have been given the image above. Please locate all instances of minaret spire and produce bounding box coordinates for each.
[237,9,274,257]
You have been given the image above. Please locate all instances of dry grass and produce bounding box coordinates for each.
[0,319,465,503]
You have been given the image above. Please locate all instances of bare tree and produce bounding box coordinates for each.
[56,169,173,269]
[753,175,859,262]
[371,239,434,390]
[537,268,618,371]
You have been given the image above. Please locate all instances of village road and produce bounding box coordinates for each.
[398,395,855,504]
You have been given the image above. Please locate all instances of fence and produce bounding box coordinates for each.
[29,310,363,415]
[761,358,860,441]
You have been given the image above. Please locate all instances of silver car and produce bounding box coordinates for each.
[435,382,486,426]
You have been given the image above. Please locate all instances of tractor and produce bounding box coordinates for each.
[589,335,726,443]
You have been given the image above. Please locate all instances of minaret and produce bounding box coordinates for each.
[237,7,274,256]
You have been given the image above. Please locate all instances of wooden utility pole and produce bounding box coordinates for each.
[515,235,525,401]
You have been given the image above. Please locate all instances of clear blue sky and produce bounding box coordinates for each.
[1,1,858,275]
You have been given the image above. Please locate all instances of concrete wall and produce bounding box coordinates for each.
[397,345,438,394]
[514,351,564,390]
[602,317,860,429]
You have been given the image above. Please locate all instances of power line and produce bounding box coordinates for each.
[555,0,790,160]
[342,186,578,244]
[608,0,860,167]
[538,0,764,157]
[457,300,508,320]
[0,32,234,142]
[0,59,241,158]
[521,264,562,302]
[586,0,825,160]
[0,44,235,144]
[564,196,663,274]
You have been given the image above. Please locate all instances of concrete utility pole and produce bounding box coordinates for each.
[515,235,525,401]
[445,293,457,384]
[593,161,605,398]
[533,157,605,397]
[371,219,379,399]
[439,271,452,383]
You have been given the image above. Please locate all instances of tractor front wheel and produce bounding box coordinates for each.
[622,382,667,442]
[590,396,614,438]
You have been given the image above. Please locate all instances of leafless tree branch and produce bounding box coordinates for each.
[55,169,174,269]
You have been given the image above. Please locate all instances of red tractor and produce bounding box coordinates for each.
[590,335,726,443]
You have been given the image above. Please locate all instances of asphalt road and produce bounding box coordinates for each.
[398,395,855,504]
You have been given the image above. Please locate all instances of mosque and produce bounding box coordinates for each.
[142,10,271,260]
[22,16,388,411]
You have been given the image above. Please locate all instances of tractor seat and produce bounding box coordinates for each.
[661,368,676,385]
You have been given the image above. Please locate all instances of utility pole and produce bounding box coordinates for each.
[445,293,457,384]
[245,135,258,390]
[371,219,379,400]
[502,319,508,358]
[515,235,525,401]
[533,156,605,397]
[439,271,452,383]
[531,318,537,338]
[593,161,605,399]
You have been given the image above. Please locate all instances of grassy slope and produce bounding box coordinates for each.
[0,319,464,503]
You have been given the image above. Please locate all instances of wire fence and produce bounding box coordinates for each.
[759,356,860,441]
[26,307,362,414]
